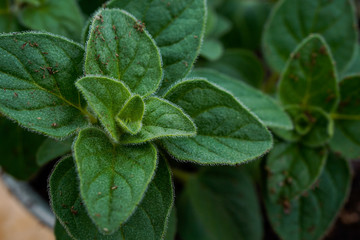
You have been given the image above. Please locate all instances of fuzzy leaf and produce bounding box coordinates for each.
[36,138,72,166]
[202,49,264,88]
[73,127,157,234]
[0,32,87,138]
[178,167,263,240]
[50,154,173,240]
[19,0,84,41]
[0,118,45,180]
[330,75,360,159]
[163,79,272,165]
[278,35,339,112]
[85,9,162,97]
[191,69,293,130]
[106,0,206,93]
[76,76,131,142]
[263,0,358,73]
[265,153,351,240]
[266,143,327,203]
[54,220,72,240]
[116,95,144,135]
[120,97,196,144]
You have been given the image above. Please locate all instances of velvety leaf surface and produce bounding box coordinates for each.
[191,69,292,130]
[19,0,84,41]
[106,0,206,93]
[36,138,72,166]
[263,0,358,73]
[266,153,351,240]
[165,207,177,240]
[266,143,327,203]
[50,155,173,240]
[278,35,339,112]
[163,79,272,165]
[85,9,162,97]
[76,76,131,142]
[201,49,264,88]
[116,95,144,135]
[0,32,88,138]
[0,117,45,180]
[330,75,360,159]
[283,106,333,147]
[54,220,72,240]
[73,128,157,234]
[120,97,196,144]
[178,167,263,240]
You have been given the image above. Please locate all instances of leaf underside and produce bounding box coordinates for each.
[116,95,144,135]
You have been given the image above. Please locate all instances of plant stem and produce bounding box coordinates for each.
[331,113,360,121]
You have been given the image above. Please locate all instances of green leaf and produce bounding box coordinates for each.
[278,34,339,112]
[265,152,351,240]
[263,0,358,73]
[275,106,334,147]
[201,49,264,88]
[330,75,360,159]
[55,220,72,240]
[106,0,207,94]
[163,79,273,165]
[73,127,157,234]
[0,117,45,180]
[19,0,84,42]
[164,207,177,240]
[50,154,173,240]
[330,126,360,160]
[120,97,196,144]
[116,95,144,135]
[220,0,272,51]
[0,1,20,33]
[178,167,263,240]
[76,75,131,142]
[342,44,360,77]
[205,8,232,39]
[191,68,293,130]
[265,143,327,203]
[36,138,72,166]
[200,39,224,61]
[85,9,162,97]
[0,32,87,139]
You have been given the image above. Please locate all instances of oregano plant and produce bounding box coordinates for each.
[0,0,359,239]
